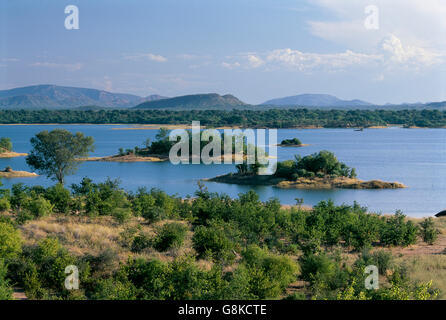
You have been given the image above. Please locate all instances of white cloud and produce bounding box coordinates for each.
[246,55,264,68]
[266,48,380,71]
[308,0,446,52]
[220,34,443,73]
[124,53,167,62]
[381,34,442,67]
[30,62,83,71]
[221,61,241,69]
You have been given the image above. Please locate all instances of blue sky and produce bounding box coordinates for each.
[1,0,446,104]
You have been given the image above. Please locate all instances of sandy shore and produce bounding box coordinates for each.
[0,170,38,178]
[0,151,28,158]
[78,154,169,162]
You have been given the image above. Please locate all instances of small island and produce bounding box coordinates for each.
[82,128,267,163]
[207,150,406,190]
[0,166,38,178]
[277,138,308,147]
[81,154,169,162]
[0,137,27,158]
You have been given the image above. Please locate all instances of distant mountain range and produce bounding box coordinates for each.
[262,94,372,108]
[0,85,445,111]
[133,93,247,110]
[0,85,166,109]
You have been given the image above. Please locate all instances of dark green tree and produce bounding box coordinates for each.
[26,130,94,184]
[0,137,12,152]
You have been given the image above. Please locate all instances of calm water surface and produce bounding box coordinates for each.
[0,124,445,217]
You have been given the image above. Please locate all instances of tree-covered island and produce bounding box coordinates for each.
[208,150,406,189]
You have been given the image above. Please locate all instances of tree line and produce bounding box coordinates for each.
[0,109,445,127]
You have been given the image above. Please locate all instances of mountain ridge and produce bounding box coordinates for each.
[1,85,445,110]
[262,93,373,107]
[133,93,248,110]
[0,84,166,109]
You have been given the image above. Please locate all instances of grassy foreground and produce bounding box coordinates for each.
[16,213,446,299]
[0,179,443,300]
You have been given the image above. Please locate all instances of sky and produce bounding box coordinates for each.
[1,0,446,105]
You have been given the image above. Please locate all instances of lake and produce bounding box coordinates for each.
[0,124,445,217]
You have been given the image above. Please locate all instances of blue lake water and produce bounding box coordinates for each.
[0,124,445,217]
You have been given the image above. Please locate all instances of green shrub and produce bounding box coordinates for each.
[131,190,155,217]
[119,225,141,248]
[123,258,169,299]
[112,207,132,223]
[26,196,54,218]
[419,218,439,245]
[0,222,22,259]
[380,212,418,247]
[15,210,35,225]
[0,197,10,212]
[153,223,188,252]
[0,137,12,152]
[192,221,237,263]
[241,245,299,299]
[0,259,13,300]
[30,238,76,291]
[275,160,296,179]
[91,278,137,300]
[44,184,72,214]
[131,233,152,253]
[142,207,166,224]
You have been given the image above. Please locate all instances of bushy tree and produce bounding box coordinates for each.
[192,219,239,263]
[153,223,188,252]
[26,130,94,184]
[0,137,12,152]
[0,222,23,259]
[419,218,439,245]
[380,211,418,247]
[241,245,299,299]
[0,259,13,300]
[45,184,72,214]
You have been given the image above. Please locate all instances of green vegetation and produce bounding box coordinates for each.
[26,130,95,184]
[0,180,441,300]
[233,150,356,180]
[280,138,302,146]
[153,223,188,252]
[0,109,445,128]
[0,138,12,153]
[419,218,440,245]
[215,151,403,189]
[120,128,265,161]
[275,151,356,180]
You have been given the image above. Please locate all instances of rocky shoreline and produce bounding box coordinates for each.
[206,174,406,190]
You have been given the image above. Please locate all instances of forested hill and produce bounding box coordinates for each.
[0,109,445,128]
[133,93,248,110]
